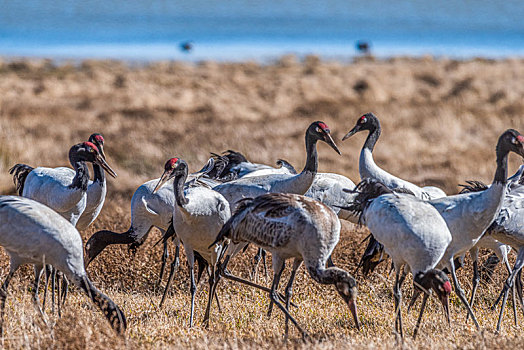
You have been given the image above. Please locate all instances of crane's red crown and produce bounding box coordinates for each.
[165,158,179,170]
[318,122,330,132]
[518,135,524,143]
[443,281,452,293]
[83,141,98,152]
[94,134,104,143]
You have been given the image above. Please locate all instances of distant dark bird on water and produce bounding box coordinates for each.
[355,40,371,54]
[180,41,193,53]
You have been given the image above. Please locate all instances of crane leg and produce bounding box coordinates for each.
[51,267,56,314]
[157,240,170,287]
[217,256,296,307]
[202,264,217,328]
[393,270,404,338]
[159,245,180,309]
[496,248,524,332]
[187,251,197,328]
[42,264,52,310]
[449,257,480,330]
[516,269,524,318]
[269,262,308,340]
[466,259,480,323]
[492,253,521,322]
[251,248,268,281]
[0,264,18,335]
[32,265,48,327]
[284,259,302,340]
[61,276,69,308]
[412,293,430,339]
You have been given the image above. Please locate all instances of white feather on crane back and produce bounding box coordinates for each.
[432,183,506,269]
[305,173,358,223]
[22,167,86,226]
[0,196,85,280]
[363,193,452,274]
[213,172,316,211]
[174,186,230,262]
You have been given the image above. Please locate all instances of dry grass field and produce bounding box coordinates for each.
[0,55,523,349]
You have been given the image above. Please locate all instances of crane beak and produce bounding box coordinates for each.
[95,155,117,178]
[439,294,451,325]
[347,297,360,330]
[342,125,361,141]
[153,170,171,194]
[324,132,341,155]
[97,144,106,160]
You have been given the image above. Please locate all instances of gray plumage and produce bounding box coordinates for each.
[212,192,360,336]
[0,196,126,335]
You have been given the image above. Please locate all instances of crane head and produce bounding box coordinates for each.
[413,269,451,325]
[335,272,360,330]
[71,142,117,178]
[309,121,341,155]
[89,133,106,160]
[342,112,379,141]
[152,158,184,193]
[500,129,524,160]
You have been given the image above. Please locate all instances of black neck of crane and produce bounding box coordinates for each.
[302,131,319,174]
[173,163,189,207]
[494,137,510,185]
[69,158,90,191]
[363,119,381,152]
[92,163,105,184]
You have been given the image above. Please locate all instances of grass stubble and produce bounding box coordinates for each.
[0,56,524,349]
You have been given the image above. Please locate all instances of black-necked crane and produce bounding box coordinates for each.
[76,133,110,230]
[0,196,126,335]
[428,129,524,328]
[212,121,341,211]
[342,113,446,200]
[458,163,524,332]
[9,141,117,226]
[9,141,117,313]
[489,169,524,332]
[152,157,230,327]
[346,179,452,338]
[85,158,218,284]
[210,192,359,339]
[357,130,524,329]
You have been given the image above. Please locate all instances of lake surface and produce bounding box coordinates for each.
[1,1,524,61]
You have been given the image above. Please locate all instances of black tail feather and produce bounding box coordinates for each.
[9,164,34,195]
[342,178,413,225]
[458,180,489,194]
[357,234,387,276]
[276,159,297,174]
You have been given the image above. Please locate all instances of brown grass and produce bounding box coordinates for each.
[0,56,524,349]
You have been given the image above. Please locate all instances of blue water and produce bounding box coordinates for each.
[1,0,524,61]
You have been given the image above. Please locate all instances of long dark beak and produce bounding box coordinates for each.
[97,144,106,160]
[324,132,341,155]
[95,154,117,178]
[347,298,360,330]
[342,125,361,141]
[440,295,451,325]
[153,170,171,194]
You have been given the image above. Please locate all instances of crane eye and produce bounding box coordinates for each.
[512,137,519,145]
[360,117,367,124]
[315,127,322,133]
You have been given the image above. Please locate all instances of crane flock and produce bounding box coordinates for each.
[1,115,523,341]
